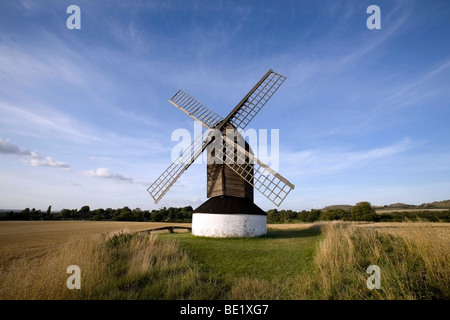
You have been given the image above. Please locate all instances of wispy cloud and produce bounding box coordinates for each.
[0,38,89,89]
[0,102,102,142]
[80,168,133,183]
[338,7,412,68]
[386,59,450,102]
[0,138,70,169]
[285,137,425,176]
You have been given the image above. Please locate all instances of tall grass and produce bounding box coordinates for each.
[98,232,216,299]
[0,234,107,299]
[1,222,448,300]
[0,231,213,299]
[289,221,450,299]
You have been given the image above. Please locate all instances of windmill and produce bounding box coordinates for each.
[148,69,294,237]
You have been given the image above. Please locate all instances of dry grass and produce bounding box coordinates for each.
[97,231,204,300]
[358,221,450,246]
[290,221,450,299]
[0,221,190,267]
[1,220,448,300]
[0,227,201,300]
[0,233,107,299]
[229,278,284,300]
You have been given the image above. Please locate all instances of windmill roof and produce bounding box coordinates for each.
[193,195,266,215]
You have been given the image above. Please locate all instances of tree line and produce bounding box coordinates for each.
[0,201,449,222]
[0,205,193,222]
[267,202,450,223]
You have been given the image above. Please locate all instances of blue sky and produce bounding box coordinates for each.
[1,0,449,211]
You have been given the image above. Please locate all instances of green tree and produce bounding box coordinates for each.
[44,205,52,220]
[105,208,114,220]
[307,209,321,222]
[18,208,30,220]
[298,210,308,221]
[132,208,144,221]
[168,207,177,221]
[350,202,378,221]
[320,208,350,221]
[151,210,163,222]
[79,206,90,220]
[60,208,72,219]
[319,210,333,221]
[116,207,133,221]
[336,208,351,220]
[91,208,105,221]
[30,208,39,220]
[267,209,280,223]
[182,206,193,212]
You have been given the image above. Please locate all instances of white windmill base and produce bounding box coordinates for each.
[192,213,267,238]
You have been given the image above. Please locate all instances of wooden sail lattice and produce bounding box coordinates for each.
[224,71,286,131]
[147,131,212,203]
[221,136,294,206]
[169,90,222,130]
[147,69,294,206]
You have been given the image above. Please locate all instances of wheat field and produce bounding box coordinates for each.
[0,221,190,265]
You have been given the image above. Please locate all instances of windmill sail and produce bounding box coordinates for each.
[219,69,286,131]
[170,70,286,133]
[148,69,293,206]
[147,131,212,203]
[222,136,294,206]
[169,90,223,130]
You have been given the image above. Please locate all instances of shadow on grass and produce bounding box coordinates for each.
[264,226,322,239]
[161,225,322,242]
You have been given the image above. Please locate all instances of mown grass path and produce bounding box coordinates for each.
[160,227,322,281]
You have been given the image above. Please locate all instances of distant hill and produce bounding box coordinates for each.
[325,200,450,211]
[388,203,413,208]
[418,200,450,209]
[373,203,417,210]
[376,200,450,210]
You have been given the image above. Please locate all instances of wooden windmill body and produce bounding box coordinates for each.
[148,70,294,237]
[207,127,253,201]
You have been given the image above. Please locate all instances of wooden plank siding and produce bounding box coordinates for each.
[207,163,253,201]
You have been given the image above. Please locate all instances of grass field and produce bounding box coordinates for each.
[0,220,449,299]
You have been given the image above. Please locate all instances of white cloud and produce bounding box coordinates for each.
[80,168,133,183]
[30,156,70,169]
[0,138,70,169]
